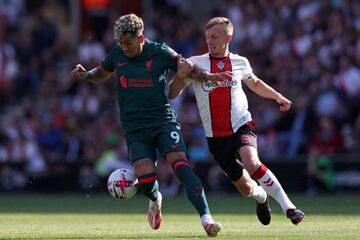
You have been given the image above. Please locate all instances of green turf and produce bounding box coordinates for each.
[0,193,359,239]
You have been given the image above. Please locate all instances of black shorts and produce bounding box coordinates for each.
[206,120,257,182]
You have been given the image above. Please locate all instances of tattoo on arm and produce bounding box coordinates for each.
[189,65,210,82]
[84,66,112,83]
[85,67,101,81]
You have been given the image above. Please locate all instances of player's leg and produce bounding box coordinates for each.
[240,145,296,211]
[248,157,305,224]
[236,122,304,224]
[156,123,221,237]
[165,152,221,237]
[232,169,271,225]
[133,157,163,230]
[207,135,270,225]
[126,133,162,230]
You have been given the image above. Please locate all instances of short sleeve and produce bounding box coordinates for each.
[183,76,193,86]
[242,57,254,80]
[160,43,179,72]
[101,45,117,72]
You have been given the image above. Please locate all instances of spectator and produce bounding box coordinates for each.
[0,21,18,107]
[95,132,132,178]
[0,0,359,192]
[306,117,345,195]
[77,31,106,66]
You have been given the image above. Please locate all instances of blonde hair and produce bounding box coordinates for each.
[114,13,144,40]
[205,17,233,36]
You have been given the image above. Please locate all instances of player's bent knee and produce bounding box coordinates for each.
[239,148,262,174]
[228,172,243,182]
[242,159,262,175]
[225,163,244,182]
[133,158,156,176]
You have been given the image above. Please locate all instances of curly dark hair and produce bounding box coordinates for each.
[113,13,144,40]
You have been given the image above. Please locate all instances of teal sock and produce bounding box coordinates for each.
[138,172,159,202]
[172,159,210,216]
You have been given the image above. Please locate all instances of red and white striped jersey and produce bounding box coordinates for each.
[185,53,254,138]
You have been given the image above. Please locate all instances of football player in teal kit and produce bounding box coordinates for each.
[71,13,223,237]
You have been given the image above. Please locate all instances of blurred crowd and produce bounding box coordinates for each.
[0,0,359,193]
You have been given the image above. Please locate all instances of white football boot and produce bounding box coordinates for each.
[203,222,222,237]
[148,192,163,230]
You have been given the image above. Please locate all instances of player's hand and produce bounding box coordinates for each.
[207,71,232,85]
[276,94,292,111]
[71,64,87,80]
[176,55,194,79]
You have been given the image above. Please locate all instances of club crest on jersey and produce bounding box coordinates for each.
[217,61,225,70]
[146,59,153,71]
[120,75,127,88]
[201,79,238,92]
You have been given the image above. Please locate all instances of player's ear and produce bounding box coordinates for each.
[227,35,233,43]
[138,34,145,43]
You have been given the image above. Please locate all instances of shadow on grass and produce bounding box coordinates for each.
[0,193,360,215]
[0,236,207,240]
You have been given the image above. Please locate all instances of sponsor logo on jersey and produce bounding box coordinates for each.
[201,80,238,92]
[128,79,153,87]
[119,75,154,88]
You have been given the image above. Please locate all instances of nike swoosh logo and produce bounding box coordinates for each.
[171,144,181,149]
[118,62,128,67]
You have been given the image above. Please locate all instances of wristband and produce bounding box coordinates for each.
[84,71,92,80]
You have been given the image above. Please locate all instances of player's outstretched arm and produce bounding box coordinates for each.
[168,57,232,99]
[168,55,192,100]
[188,66,231,84]
[244,74,292,112]
[70,64,112,84]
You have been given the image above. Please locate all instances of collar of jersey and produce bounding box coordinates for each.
[209,54,230,60]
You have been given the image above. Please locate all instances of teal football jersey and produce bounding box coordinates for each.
[101,39,179,133]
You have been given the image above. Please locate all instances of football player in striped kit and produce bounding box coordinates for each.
[169,17,304,225]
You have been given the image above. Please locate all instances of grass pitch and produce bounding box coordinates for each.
[0,193,359,239]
